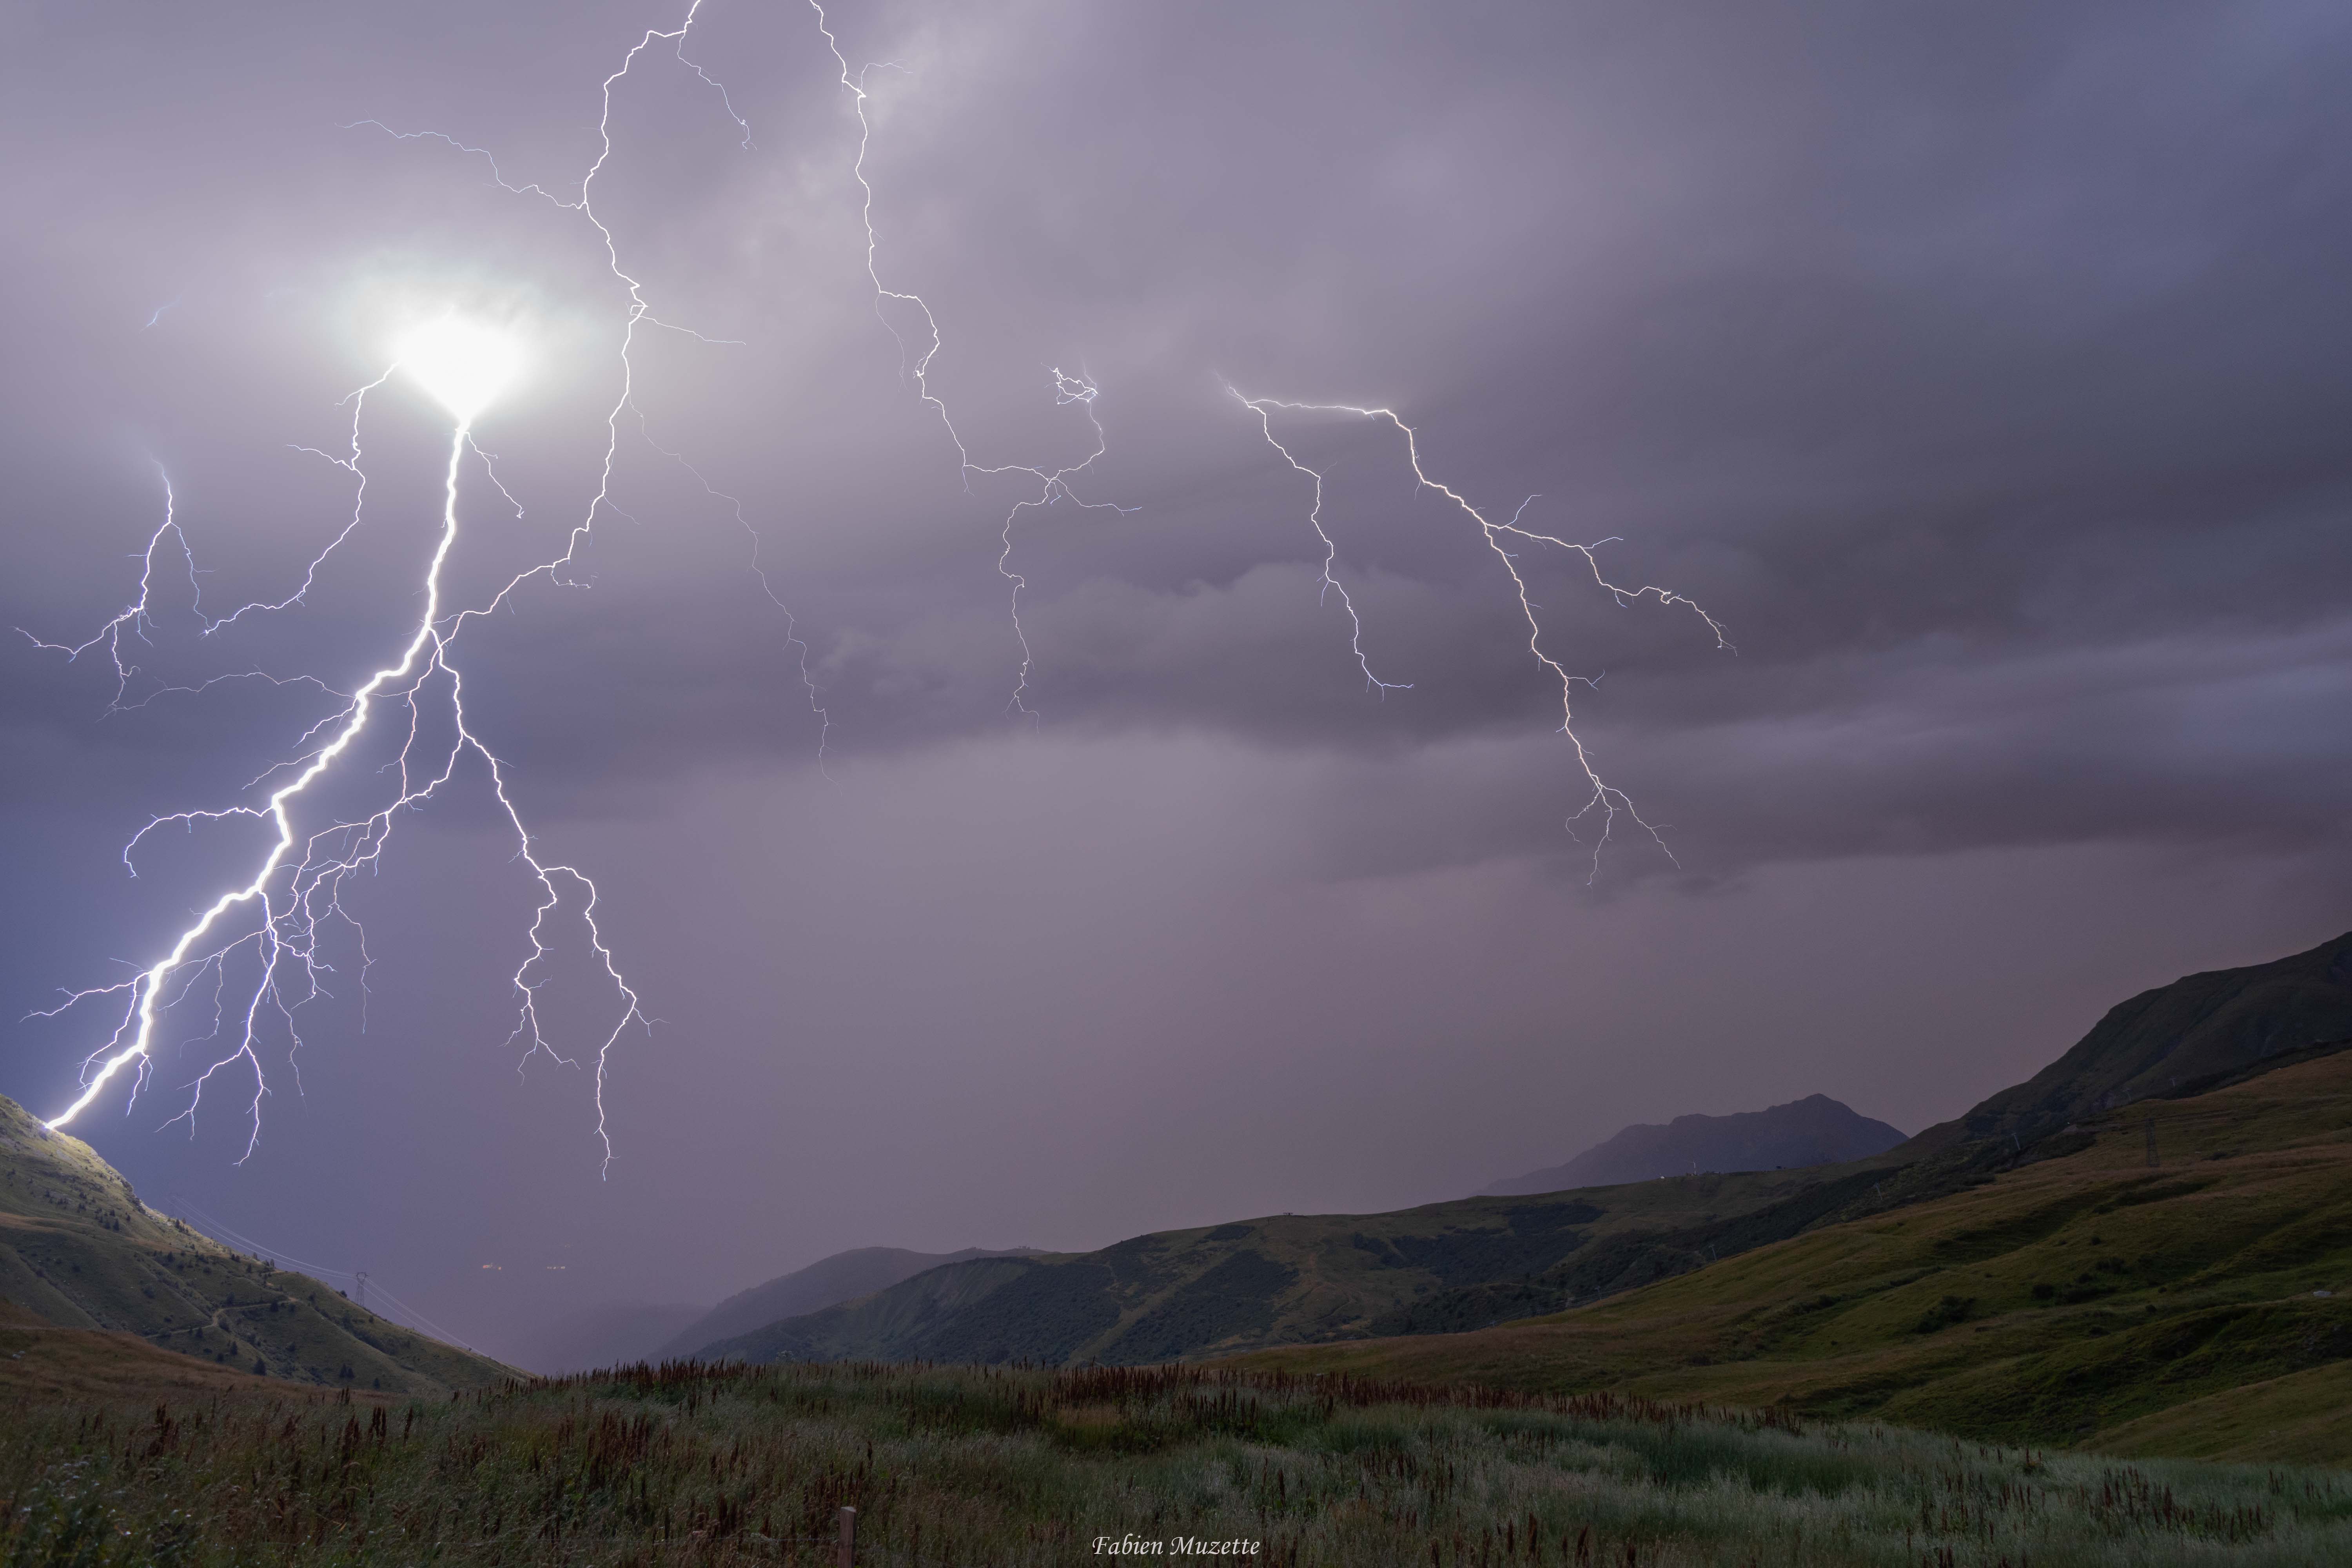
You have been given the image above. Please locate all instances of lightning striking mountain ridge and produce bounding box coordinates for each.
[21,2,795,1164]
[1233,392,1731,872]
[30,416,644,1168]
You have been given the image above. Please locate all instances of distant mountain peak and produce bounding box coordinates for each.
[1484,1094,1907,1196]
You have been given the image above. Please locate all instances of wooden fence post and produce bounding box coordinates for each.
[837,1505,856,1567]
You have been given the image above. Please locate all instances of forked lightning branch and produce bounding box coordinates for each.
[27,321,646,1172]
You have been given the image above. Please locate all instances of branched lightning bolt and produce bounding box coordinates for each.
[809,1,1136,716]
[1232,392,1731,875]
[1230,396,1413,699]
[20,472,198,710]
[361,11,825,739]
[22,2,802,1170]
[27,0,1731,1174]
[31,423,653,1165]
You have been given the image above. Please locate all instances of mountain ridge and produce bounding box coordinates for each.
[661,1244,1041,1362]
[1902,929,2352,1156]
[1486,1094,1907,1195]
[696,1169,1883,1368]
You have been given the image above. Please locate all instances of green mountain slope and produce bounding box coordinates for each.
[1904,928,2352,1154]
[700,1160,1912,1367]
[661,1245,1039,1361]
[0,1294,293,1403]
[0,1094,509,1396]
[1230,1046,2352,1463]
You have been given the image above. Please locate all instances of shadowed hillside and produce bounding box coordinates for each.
[1903,928,2352,1155]
[698,1164,1909,1368]
[1231,1046,2352,1463]
[1486,1094,1907,1195]
[0,1094,510,1396]
[662,1245,1036,1361]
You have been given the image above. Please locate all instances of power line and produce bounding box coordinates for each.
[164,1196,473,1349]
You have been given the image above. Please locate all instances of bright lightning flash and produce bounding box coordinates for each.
[28,0,778,1168]
[398,318,522,423]
[30,325,647,1170]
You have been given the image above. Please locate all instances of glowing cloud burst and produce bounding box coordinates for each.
[398,318,523,423]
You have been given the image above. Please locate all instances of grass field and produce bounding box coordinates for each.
[3,1359,2349,1566]
[0,1299,287,1405]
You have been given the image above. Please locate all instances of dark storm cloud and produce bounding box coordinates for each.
[7,0,2348,879]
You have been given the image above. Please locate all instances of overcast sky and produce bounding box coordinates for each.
[3,0,2347,1368]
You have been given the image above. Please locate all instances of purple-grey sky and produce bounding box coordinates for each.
[3,0,2347,1368]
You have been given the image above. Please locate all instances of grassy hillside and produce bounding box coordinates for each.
[0,1295,294,1404]
[0,1093,509,1396]
[697,1159,1907,1367]
[6,1358,2349,1566]
[1904,928,2352,1154]
[661,1245,1037,1361]
[1229,1048,2352,1463]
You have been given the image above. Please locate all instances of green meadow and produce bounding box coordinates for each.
[5,1360,2350,1566]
